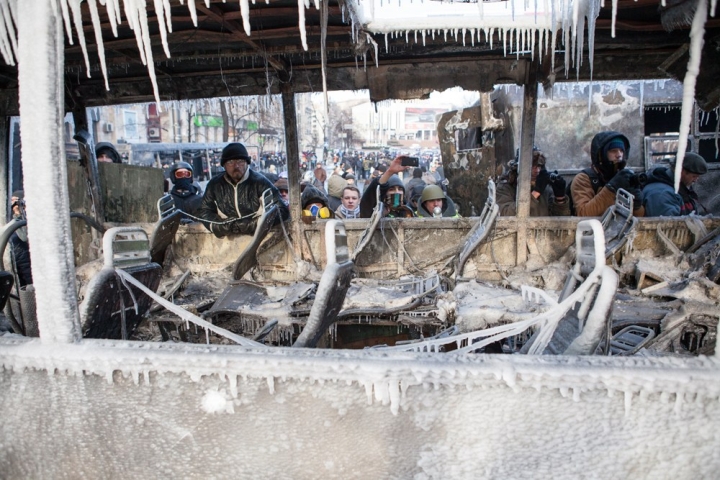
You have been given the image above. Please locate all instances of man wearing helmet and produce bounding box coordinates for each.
[497,148,569,217]
[198,142,289,237]
[416,185,460,218]
[359,155,415,218]
[168,161,203,221]
[569,131,644,217]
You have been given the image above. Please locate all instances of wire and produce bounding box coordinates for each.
[489,219,511,284]
[178,209,261,225]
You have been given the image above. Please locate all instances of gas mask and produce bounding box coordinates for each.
[302,205,332,219]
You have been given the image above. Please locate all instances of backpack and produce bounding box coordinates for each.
[567,168,604,215]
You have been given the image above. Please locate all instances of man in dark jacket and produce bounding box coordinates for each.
[569,131,644,217]
[643,152,707,216]
[198,143,289,238]
[168,161,203,221]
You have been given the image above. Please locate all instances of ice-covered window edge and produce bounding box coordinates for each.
[3,336,720,415]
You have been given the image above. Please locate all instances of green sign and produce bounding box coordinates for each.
[192,115,224,128]
[245,121,258,131]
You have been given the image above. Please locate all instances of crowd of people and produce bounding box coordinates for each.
[38,134,705,245]
[168,133,710,240]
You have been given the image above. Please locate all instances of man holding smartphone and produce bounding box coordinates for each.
[359,155,415,218]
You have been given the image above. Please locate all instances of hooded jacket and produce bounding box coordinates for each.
[326,174,347,211]
[642,166,698,216]
[570,132,644,217]
[95,142,121,164]
[198,168,289,237]
[360,175,414,218]
[416,195,461,218]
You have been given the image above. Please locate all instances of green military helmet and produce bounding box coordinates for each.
[420,184,446,204]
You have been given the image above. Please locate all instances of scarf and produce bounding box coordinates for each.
[339,205,360,219]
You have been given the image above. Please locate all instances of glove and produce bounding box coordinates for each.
[606,169,635,193]
[549,172,567,197]
[532,168,550,195]
[625,186,642,208]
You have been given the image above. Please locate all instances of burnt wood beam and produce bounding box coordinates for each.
[65,25,351,53]
[196,4,288,73]
[596,18,720,31]
[516,59,539,265]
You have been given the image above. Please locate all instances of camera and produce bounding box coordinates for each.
[400,156,419,167]
[549,171,560,182]
[11,200,24,209]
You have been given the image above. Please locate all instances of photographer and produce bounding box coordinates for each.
[9,191,32,287]
[569,131,645,217]
[497,148,570,217]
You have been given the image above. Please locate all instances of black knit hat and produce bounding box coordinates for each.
[682,152,708,175]
[221,143,251,166]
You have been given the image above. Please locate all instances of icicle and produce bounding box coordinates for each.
[624,390,633,416]
[611,0,618,38]
[236,0,251,36]
[68,0,91,78]
[298,0,308,51]
[58,0,74,45]
[153,0,170,58]
[187,0,198,26]
[86,0,110,90]
[320,0,328,114]
[674,0,707,192]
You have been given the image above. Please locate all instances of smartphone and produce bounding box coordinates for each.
[401,156,419,167]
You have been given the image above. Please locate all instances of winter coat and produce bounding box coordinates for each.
[170,184,203,220]
[570,168,645,217]
[416,195,461,218]
[198,169,289,238]
[496,182,570,217]
[642,166,699,216]
[570,132,644,217]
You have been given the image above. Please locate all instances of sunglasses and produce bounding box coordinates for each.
[225,159,248,167]
[174,169,192,179]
